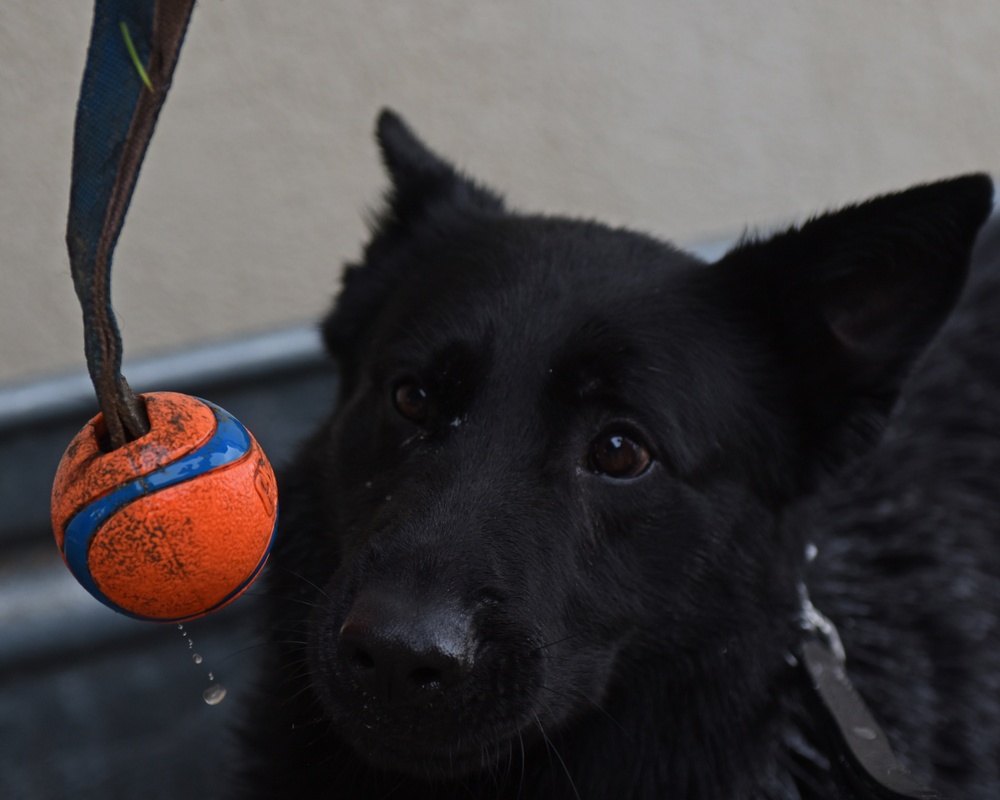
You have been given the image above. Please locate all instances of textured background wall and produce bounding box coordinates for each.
[2,1,998,384]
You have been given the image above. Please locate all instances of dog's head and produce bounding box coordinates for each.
[279,111,991,778]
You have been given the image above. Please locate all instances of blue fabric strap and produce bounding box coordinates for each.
[66,0,195,448]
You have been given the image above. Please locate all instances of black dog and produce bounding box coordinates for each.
[233,111,999,799]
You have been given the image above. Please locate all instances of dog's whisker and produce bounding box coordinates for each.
[375,773,408,800]
[269,563,331,599]
[213,641,272,665]
[517,729,527,800]
[531,632,582,654]
[533,711,582,800]
[275,596,328,611]
[540,682,634,743]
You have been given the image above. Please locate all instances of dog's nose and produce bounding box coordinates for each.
[338,590,475,706]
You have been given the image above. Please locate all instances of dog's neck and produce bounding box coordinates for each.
[583,593,948,800]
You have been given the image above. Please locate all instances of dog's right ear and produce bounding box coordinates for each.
[323,111,504,382]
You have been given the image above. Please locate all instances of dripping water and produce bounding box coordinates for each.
[177,623,227,706]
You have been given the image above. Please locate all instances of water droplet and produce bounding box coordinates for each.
[175,625,225,703]
[805,543,818,563]
[385,495,392,502]
[852,726,877,741]
[203,684,227,706]
[365,481,372,489]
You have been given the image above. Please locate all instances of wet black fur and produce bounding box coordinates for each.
[233,111,999,799]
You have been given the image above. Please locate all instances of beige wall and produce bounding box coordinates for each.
[2,1,998,384]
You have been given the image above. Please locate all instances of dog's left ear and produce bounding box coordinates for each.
[717,174,993,476]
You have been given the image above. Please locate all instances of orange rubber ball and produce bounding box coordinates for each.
[51,391,278,622]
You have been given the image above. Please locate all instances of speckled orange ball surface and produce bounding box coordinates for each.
[51,392,277,622]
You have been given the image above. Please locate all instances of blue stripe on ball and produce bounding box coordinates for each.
[63,399,254,620]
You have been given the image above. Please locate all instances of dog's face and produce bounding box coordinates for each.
[309,214,795,775]
[273,112,991,781]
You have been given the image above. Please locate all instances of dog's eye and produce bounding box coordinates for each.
[393,380,429,423]
[589,431,652,479]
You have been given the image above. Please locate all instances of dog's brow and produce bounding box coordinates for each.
[547,316,641,397]
[549,349,631,407]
